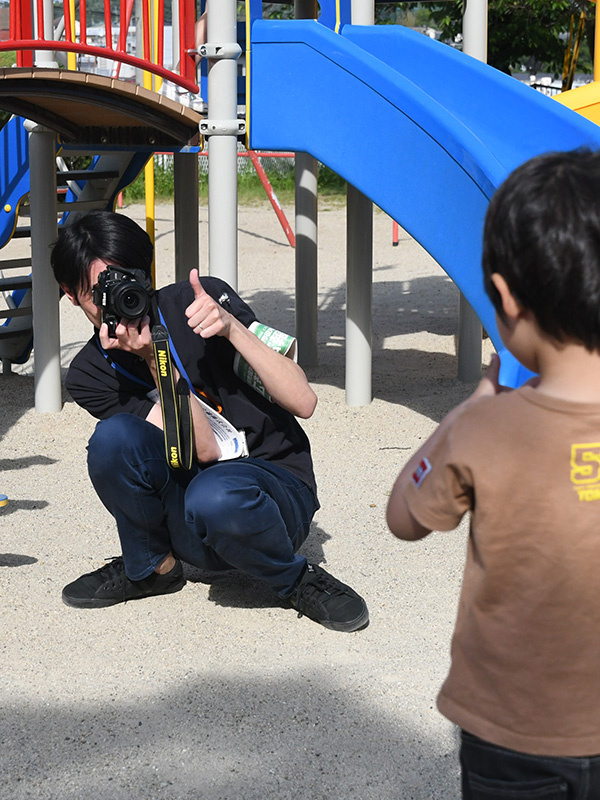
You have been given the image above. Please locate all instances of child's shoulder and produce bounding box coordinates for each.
[450,383,600,452]
[447,386,540,451]
[456,385,529,423]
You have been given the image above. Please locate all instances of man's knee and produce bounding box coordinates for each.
[185,469,264,535]
[88,414,158,478]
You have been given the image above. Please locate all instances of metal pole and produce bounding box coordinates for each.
[458,0,486,382]
[351,0,374,25]
[295,153,318,367]
[135,0,144,86]
[346,187,372,406]
[206,0,239,289]
[345,0,374,406]
[28,123,61,412]
[35,0,58,67]
[462,0,488,62]
[174,152,199,283]
[171,0,180,72]
[294,0,318,368]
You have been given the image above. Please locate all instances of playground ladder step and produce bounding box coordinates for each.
[12,226,31,239]
[56,198,111,213]
[0,324,32,338]
[0,275,32,291]
[18,198,110,217]
[0,257,32,270]
[56,169,120,184]
[0,304,31,320]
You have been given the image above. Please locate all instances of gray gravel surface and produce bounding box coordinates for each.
[1,201,493,799]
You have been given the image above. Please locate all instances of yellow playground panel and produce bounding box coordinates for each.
[555,0,600,122]
[555,82,600,125]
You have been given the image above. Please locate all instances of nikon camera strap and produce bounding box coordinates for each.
[151,322,193,471]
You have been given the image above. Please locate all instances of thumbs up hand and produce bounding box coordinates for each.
[185,269,230,338]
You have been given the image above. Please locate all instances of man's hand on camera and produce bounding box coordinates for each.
[185,269,231,339]
[98,314,154,361]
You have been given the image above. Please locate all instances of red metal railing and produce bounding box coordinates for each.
[247,150,295,247]
[3,0,199,92]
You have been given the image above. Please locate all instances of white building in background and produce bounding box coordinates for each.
[512,71,594,96]
[76,24,176,83]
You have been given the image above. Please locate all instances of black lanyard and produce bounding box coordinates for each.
[96,304,193,471]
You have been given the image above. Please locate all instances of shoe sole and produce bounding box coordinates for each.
[292,602,370,633]
[62,578,186,609]
[319,606,370,633]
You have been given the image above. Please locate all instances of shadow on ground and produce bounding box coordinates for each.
[2,670,459,800]
[246,271,476,421]
[0,334,87,437]
[183,523,330,611]
[0,552,38,566]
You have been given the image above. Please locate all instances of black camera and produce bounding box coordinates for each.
[92,265,154,337]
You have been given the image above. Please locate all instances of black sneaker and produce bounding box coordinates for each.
[62,556,186,609]
[289,563,369,632]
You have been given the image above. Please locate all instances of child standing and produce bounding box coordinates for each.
[387,149,600,799]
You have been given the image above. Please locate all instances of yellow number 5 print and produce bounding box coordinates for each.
[571,443,600,485]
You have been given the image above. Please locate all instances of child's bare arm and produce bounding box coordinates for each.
[386,354,502,541]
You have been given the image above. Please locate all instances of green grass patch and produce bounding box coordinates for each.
[121,159,347,205]
[0,51,16,68]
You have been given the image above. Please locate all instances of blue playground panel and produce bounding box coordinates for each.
[0,116,32,362]
[248,16,600,386]
[0,116,29,249]
[0,118,150,363]
[199,20,247,107]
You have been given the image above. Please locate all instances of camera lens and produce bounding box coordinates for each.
[123,291,141,310]
[112,283,150,320]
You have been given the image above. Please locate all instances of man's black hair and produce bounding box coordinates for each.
[483,148,600,351]
[51,210,153,299]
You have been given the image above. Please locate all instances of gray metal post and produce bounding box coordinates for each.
[294,0,318,368]
[174,153,199,283]
[295,152,318,367]
[28,123,61,412]
[352,0,375,24]
[463,0,488,62]
[171,0,180,71]
[205,0,240,290]
[346,186,373,405]
[35,0,58,67]
[458,0,487,381]
[345,0,374,406]
[135,0,144,88]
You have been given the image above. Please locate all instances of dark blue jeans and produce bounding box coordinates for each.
[460,730,600,799]
[87,414,319,597]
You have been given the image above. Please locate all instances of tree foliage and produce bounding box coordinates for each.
[258,2,596,75]
[427,0,596,75]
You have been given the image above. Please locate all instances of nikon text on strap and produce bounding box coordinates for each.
[151,323,193,471]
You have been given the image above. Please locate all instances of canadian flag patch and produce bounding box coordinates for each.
[411,457,432,488]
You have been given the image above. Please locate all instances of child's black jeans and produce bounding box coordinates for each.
[460,730,600,799]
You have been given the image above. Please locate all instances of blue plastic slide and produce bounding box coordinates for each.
[248,21,600,385]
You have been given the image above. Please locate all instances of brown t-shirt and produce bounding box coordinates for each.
[404,386,600,757]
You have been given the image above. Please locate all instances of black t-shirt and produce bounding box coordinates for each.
[66,277,317,496]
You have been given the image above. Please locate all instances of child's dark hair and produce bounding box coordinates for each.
[483,148,600,350]
[51,210,153,298]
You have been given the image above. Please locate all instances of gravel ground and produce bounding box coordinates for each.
[0,200,493,799]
